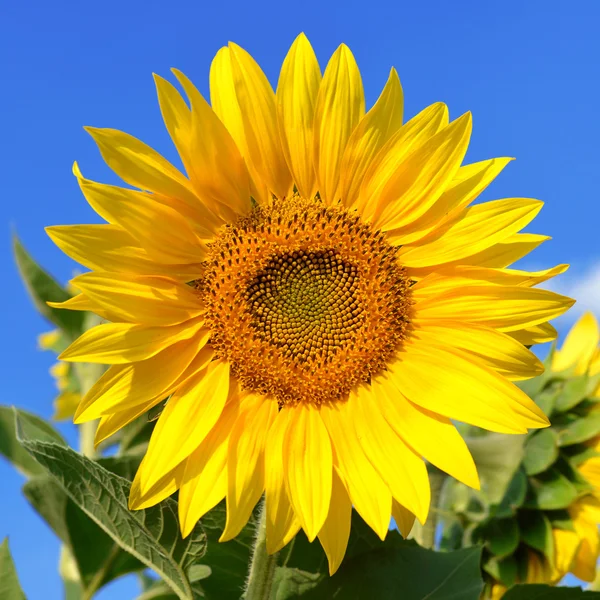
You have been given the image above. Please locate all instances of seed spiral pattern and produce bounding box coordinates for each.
[246,249,362,363]
[197,195,413,406]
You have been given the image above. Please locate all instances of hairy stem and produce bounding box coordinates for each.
[245,500,278,600]
[74,362,105,458]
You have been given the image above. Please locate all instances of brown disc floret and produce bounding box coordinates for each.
[197,195,413,406]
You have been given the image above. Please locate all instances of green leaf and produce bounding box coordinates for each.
[0,539,26,600]
[22,474,152,597]
[277,513,483,599]
[482,554,518,588]
[13,234,84,338]
[17,432,206,600]
[493,468,528,518]
[523,429,559,476]
[136,566,211,600]
[554,374,595,413]
[196,502,258,600]
[518,511,554,563]
[558,411,600,446]
[554,456,594,494]
[566,444,600,467]
[546,509,575,532]
[524,467,579,510]
[270,568,322,600]
[503,584,600,598]
[301,543,484,600]
[0,406,66,476]
[480,518,520,559]
[466,433,525,504]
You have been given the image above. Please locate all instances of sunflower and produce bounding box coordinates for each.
[490,496,600,599]
[38,329,81,420]
[47,33,573,573]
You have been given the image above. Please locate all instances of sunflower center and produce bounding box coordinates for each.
[198,195,413,406]
[246,249,362,363]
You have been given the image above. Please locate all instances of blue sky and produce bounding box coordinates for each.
[1,0,599,598]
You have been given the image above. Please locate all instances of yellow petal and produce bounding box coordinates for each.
[46,225,204,281]
[60,318,206,364]
[313,44,365,205]
[74,167,209,264]
[276,33,321,199]
[38,329,60,350]
[412,264,569,293]
[320,401,391,539]
[178,394,248,537]
[171,70,251,219]
[356,102,448,219]
[460,233,551,268]
[76,341,213,422]
[350,389,430,524]
[83,128,220,230]
[210,47,269,204]
[129,460,185,510]
[338,68,403,208]
[508,323,558,345]
[553,312,600,373]
[153,73,192,165]
[409,320,543,380]
[414,284,574,333]
[398,198,543,269]
[391,500,416,539]
[375,376,479,489]
[283,404,333,541]
[92,346,215,444]
[387,342,549,433]
[139,359,230,494]
[373,113,472,232]
[318,469,351,575]
[70,272,204,326]
[265,408,301,554]
[48,293,128,324]
[221,397,278,541]
[386,157,513,246]
[52,391,81,421]
[95,401,160,446]
[552,528,580,581]
[228,43,292,199]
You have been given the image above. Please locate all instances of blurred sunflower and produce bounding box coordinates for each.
[487,313,600,599]
[38,329,81,420]
[48,34,572,572]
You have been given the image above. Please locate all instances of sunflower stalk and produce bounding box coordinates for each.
[244,500,278,600]
[414,467,447,549]
[74,362,104,458]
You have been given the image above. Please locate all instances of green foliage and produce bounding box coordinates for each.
[13,234,84,339]
[23,475,145,597]
[503,584,600,598]
[441,345,600,594]
[301,545,483,599]
[523,430,559,476]
[0,406,66,476]
[478,518,520,559]
[465,433,525,504]
[17,426,207,600]
[517,512,554,563]
[0,539,26,600]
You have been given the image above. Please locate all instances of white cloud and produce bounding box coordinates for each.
[543,261,600,329]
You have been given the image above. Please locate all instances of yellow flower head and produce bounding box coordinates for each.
[38,329,81,420]
[48,34,573,573]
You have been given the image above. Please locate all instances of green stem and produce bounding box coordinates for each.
[244,500,278,600]
[74,363,105,458]
[418,467,447,550]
